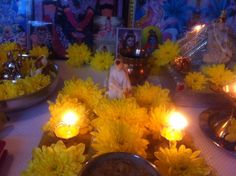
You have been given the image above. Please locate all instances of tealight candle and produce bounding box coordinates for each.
[54,111,80,139]
[161,111,188,142]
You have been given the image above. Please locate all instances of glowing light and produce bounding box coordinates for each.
[54,111,80,139]
[192,24,205,33]
[223,85,229,93]
[168,112,188,130]
[62,111,79,125]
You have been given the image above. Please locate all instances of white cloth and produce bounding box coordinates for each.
[107,65,131,99]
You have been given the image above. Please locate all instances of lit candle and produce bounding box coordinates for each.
[54,111,80,139]
[223,85,229,93]
[161,111,188,141]
[192,24,205,33]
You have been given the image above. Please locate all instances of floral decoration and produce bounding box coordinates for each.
[21,140,86,176]
[152,40,180,66]
[202,64,236,89]
[44,95,91,135]
[0,74,50,100]
[90,51,114,71]
[184,72,208,91]
[59,78,104,111]
[92,98,149,134]
[91,120,149,158]
[66,43,91,68]
[155,144,211,176]
[133,82,171,109]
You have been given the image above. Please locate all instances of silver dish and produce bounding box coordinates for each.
[0,63,59,112]
[79,152,160,176]
[199,108,236,156]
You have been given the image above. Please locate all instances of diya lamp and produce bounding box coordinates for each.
[54,111,80,140]
[212,82,236,139]
[192,24,205,34]
[161,111,188,146]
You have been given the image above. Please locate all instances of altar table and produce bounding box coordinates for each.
[0,61,236,176]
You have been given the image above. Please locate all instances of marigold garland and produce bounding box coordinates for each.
[90,51,114,71]
[29,46,49,58]
[155,144,211,176]
[202,64,236,88]
[44,95,91,135]
[184,72,208,91]
[0,74,50,100]
[91,120,149,158]
[133,82,171,109]
[21,140,86,176]
[66,43,91,67]
[152,40,180,66]
[59,78,104,111]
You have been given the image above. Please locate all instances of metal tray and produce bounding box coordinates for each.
[79,152,160,176]
[0,63,59,112]
[199,108,236,155]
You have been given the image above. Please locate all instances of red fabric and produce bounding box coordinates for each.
[64,9,79,29]
[78,9,94,29]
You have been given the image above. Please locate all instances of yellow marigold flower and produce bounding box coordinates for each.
[0,74,50,100]
[155,144,211,176]
[91,120,149,158]
[44,95,91,135]
[21,140,86,176]
[92,98,149,133]
[152,40,180,66]
[0,42,18,65]
[225,118,236,142]
[133,82,171,109]
[202,64,236,88]
[60,78,104,111]
[29,46,49,58]
[184,72,208,91]
[148,105,174,139]
[66,43,91,67]
[90,51,113,71]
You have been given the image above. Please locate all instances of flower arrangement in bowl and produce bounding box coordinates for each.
[0,43,58,112]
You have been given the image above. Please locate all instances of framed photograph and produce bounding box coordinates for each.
[116,27,142,57]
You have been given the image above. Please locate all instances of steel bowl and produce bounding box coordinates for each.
[199,108,236,156]
[79,152,160,176]
[0,63,59,112]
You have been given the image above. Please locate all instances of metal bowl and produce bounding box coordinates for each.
[0,63,59,112]
[199,108,236,156]
[79,152,160,176]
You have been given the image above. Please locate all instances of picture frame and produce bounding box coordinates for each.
[116,27,142,58]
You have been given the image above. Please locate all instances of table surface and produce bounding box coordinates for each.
[1,61,236,176]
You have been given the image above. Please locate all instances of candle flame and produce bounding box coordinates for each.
[62,111,78,126]
[224,85,229,93]
[168,112,188,130]
[193,24,205,33]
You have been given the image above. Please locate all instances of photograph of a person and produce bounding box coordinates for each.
[116,28,141,58]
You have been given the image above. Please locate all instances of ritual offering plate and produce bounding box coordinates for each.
[79,152,160,176]
[199,108,236,155]
[0,62,59,112]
